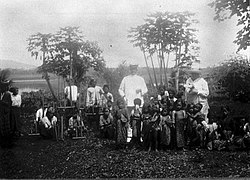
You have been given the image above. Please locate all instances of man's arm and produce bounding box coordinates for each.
[198,80,209,97]
[118,78,126,98]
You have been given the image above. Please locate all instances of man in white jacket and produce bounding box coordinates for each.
[186,70,209,122]
[119,64,148,114]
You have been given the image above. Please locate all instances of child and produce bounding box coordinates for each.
[100,84,114,108]
[68,110,85,138]
[114,99,130,149]
[161,108,174,150]
[99,107,114,139]
[148,110,162,152]
[172,100,186,149]
[40,105,57,139]
[189,103,206,147]
[130,98,142,145]
[186,103,195,145]
[141,103,153,150]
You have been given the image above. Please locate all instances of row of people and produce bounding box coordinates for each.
[96,95,250,151]
[0,82,22,148]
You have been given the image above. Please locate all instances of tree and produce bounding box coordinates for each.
[27,27,105,103]
[27,33,58,101]
[210,54,250,102]
[128,11,199,92]
[209,0,250,52]
[40,27,105,86]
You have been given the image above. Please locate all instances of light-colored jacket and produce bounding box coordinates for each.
[119,75,148,107]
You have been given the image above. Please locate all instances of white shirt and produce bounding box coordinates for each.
[11,94,22,107]
[192,77,209,103]
[64,85,78,102]
[86,86,104,106]
[36,108,47,122]
[100,92,114,107]
[119,74,148,107]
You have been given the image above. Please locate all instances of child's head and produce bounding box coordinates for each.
[174,100,183,110]
[167,100,174,111]
[103,84,110,94]
[117,99,125,109]
[161,96,168,107]
[103,107,110,116]
[158,85,166,96]
[194,103,203,113]
[167,88,176,98]
[107,100,112,108]
[187,103,195,113]
[161,108,169,116]
[10,87,18,96]
[134,98,142,107]
[142,103,150,114]
[89,78,97,87]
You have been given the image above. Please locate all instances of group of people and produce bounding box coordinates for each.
[0,81,22,148]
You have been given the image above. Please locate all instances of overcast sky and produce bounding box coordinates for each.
[0,0,246,68]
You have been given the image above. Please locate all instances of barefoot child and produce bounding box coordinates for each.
[114,99,130,149]
[172,100,186,149]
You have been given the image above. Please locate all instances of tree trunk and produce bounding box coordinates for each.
[42,40,58,102]
[175,44,182,93]
[43,72,58,102]
[142,48,154,89]
[150,54,158,89]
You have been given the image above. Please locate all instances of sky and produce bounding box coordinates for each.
[0,0,247,69]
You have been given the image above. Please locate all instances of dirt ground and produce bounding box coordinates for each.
[1,132,250,178]
[1,100,250,178]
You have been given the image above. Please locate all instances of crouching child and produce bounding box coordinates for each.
[99,107,115,139]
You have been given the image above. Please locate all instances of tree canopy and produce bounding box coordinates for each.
[209,0,250,52]
[27,26,105,87]
[128,11,199,90]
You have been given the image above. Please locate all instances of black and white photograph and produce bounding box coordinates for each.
[0,0,249,178]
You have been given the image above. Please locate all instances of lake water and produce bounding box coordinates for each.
[19,87,40,94]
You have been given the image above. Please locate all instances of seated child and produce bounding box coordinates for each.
[100,84,114,108]
[130,98,142,144]
[67,110,85,138]
[99,107,114,139]
[40,106,57,139]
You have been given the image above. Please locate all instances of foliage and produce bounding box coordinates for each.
[210,54,250,102]
[128,11,199,90]
[27,26,105,93]
[21,90,54,117]
[103,61,130,101]
[38,27,105,86]
[209,0,250,52]
[0,69,12,84]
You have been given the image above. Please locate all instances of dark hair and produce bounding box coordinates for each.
[103,84,109,90]
[195,103,203,111]
[134,98,142,106]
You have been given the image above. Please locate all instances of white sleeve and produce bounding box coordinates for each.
[86,89,90,106]
[198,80,209,97]
[140,77,148,95]
[118,78,126,97]
[36,110,39,121]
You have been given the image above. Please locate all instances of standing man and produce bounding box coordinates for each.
[119,64,148,114]
[64,79,78,106]
[185,69,209,122]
